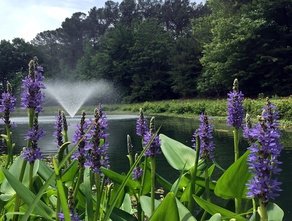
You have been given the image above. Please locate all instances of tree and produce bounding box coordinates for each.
[129,20,174,101]
[0,38,41,91]
[196,0,292,97]
[169,36,202,98]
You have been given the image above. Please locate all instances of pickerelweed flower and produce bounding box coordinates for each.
[54,110,63,147]
[136,108,148,137]
[72,111,89,167]
[245,98,282,204]
[227,79,244,129]
[132,166,143,180]
[22,114,44,163]
[143,117,161,157]
[21,57,45,113]
[0,82,16,126]
[85,106,110,174]
[192,113,215,161]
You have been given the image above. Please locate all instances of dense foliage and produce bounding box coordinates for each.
[0,0,291,100]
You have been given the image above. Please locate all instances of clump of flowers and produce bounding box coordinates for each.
[21,57,45,113]
[72,111,89,167]
[0,81,16,126]
[136,108,148,137]
[21,114,45,163]
[143,117,161,157]
[192,113,215,161]
[227,78,244,129]
[245,98,282,204]
[85,106,110,174]
[54,110,63,147]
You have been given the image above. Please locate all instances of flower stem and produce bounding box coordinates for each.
[5,125,13,168]
[73,167,84,199]
[200,166,210,221]
[233,128,242,213]
[94,173,101,221]
[259,201,268,221]
[29,163,34,190]
[150,157,156,216]
[188,135,200,212]
[233,128,239,161]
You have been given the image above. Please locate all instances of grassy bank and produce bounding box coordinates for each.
[103,97,292,128]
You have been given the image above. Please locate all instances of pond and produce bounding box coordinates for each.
[2,114,292,220]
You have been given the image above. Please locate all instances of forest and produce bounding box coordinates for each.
[0,0,291,102]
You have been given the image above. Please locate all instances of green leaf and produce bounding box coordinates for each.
[156,173,172,192]
[266,203,284,221]
[82,168,93,221]
[111,208,138,221]
[150,192,179,221]
[37,160,54,186]
[175,199,197,221]
[214,150,251,199]
[159,134,196,170]
[2,169,54,220]
[61,160,79,182]
[0,157,39,201]
[140,196,161,218]
[120,194,132,214]
[53,158,71,221]
[101,167,140,190]
[193,196,246,221]
[209,213,222,221]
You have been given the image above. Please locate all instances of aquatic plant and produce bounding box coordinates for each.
[0,67,285,221]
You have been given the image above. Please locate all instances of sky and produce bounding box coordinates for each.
[0,0,204,42]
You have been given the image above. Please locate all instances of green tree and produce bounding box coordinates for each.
[169,36,202,97]
[196,0,292,96]
[129,20,174,101]
[0,38,41,90]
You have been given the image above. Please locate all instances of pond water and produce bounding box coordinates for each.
[1,115,292,220]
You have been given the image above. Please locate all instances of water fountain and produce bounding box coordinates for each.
[45,80,114,117]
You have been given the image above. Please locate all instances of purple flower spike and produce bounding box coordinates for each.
[193,113,215,161]
[136,108,148,137]
[21,58,45,113]
[0,82,16,126]
[143,117,161,157]
[227,79,244,129]
[246,98,282,204]
[72,112,89,167]
[85,105,110,174]
[132,167,143,180]
[22,114,44,163]
[54,110,63,147]
[58,211,80,221]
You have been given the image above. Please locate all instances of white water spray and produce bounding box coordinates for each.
[45,80,114,117]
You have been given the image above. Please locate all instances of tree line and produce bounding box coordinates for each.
[0,0,291,101]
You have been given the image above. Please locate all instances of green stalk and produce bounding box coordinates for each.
[5,125,13,168]
[13,108,35,221]
[94,173,101,221]
[233,128,239,161]
[73,167,84,199]
[258,201,268,221]
[150,157,156,216]
[188,135,200,212]
[29,163,34,190]
[233,128,241,213]
[200,165,210,221]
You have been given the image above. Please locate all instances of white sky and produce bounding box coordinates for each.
[0,0,204,42]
